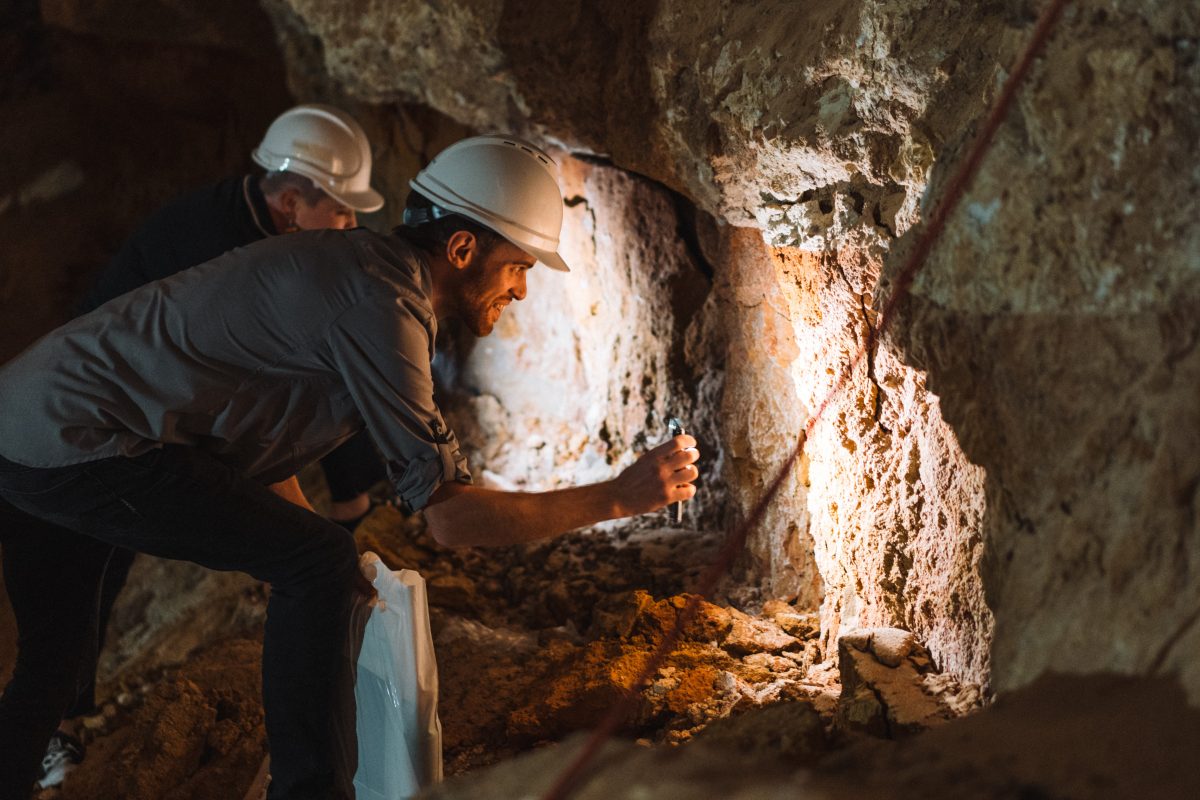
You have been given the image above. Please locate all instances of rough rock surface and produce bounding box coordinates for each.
[837,627,979,736]
[56,638,266,800]
[262,0,1200,701]
[686,226,992,680]
[263,0,995,235]
[426,674,1200,800]
[890,0,1200,698]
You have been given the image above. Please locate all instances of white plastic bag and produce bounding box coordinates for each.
[349,551,442,800]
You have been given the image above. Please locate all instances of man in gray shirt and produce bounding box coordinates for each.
[0,135,700,799]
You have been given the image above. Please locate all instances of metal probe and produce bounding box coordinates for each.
[668,417,685,524]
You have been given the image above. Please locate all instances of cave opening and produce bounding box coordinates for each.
[1,1,1199,799]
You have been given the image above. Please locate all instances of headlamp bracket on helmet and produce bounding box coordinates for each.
[401,204,455,228]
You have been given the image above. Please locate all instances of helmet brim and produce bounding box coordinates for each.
[528,247,570,272]
[323,186,385,214]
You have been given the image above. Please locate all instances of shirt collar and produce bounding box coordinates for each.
[242,175,279,237]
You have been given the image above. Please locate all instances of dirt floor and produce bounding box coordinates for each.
[11,486,983,800]
[16,482,1184,800]
[425,673,1200,800]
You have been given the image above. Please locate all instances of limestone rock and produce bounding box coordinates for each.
[589,590,733,646]
[890,0,1200,700]
[263,0,999,240]
[760,599,795,616]
[723,608,800,655]
[844,626,917,668]
[837,627,954,737]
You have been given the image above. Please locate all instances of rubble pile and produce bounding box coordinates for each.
[837,626,982,737]
[351,505,983,773]
[355,505,834,773]
[51,640,266,800]
[34,500,982,797]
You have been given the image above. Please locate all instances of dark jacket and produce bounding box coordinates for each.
[78,175,277,313]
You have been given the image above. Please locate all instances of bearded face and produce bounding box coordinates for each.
[451,239,535,337]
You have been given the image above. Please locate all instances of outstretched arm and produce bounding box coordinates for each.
[423,435,700,547]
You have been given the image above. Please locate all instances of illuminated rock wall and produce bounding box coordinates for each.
[265,0,1199,698]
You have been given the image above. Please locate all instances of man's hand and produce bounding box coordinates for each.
[611,434,700,517]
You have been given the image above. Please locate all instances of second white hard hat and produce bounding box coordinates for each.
[408,135,570,271]
[252,104,384,213]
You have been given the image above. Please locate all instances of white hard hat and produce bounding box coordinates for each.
[252,104,384,213]
[408,134,570,271]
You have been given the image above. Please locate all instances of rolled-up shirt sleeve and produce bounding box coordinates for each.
[326,290,471,511]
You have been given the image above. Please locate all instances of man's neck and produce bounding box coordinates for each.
[398,231,454,319]
[426,253,454,320]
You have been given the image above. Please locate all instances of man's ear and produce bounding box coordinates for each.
[276,188,302,216]
[445,230,478,271]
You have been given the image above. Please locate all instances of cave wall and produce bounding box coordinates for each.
[258,0,1010,684]
[0,0,293,362]
[261,0,1199,698]
[1,0,1196,705]
[894,2,1200,696]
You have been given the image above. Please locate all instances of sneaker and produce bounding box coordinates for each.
[37,730,85,789]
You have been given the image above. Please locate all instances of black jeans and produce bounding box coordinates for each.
[0,446,358,800]
[319,430,386,504]
[59,429,385,725]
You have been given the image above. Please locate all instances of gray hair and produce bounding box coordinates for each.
[260,171,328,206]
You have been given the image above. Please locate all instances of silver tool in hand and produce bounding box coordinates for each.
[668,417,686,524]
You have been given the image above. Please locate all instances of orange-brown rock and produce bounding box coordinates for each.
[58,639,265,800]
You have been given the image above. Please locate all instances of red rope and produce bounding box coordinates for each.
[539,1,1071,797]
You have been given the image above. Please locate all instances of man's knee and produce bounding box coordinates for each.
[274,523,359,596]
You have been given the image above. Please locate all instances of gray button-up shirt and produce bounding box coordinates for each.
[0,228,470,511]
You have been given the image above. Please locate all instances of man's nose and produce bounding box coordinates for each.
[344,211,358,229]
[512,273,527,301]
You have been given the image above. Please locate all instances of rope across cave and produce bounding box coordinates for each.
[540,0,1074,797]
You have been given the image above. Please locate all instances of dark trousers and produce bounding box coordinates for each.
[0,446,359,800]
[59,544,135,719]
[320,430,386,504]
[55,430,385,725]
